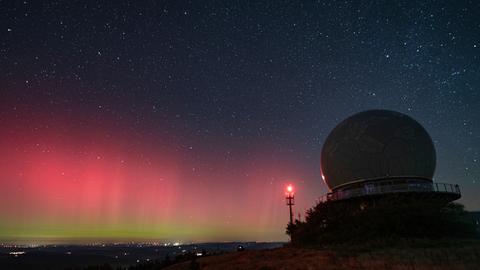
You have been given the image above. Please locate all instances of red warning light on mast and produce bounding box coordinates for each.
[286,184,293,194]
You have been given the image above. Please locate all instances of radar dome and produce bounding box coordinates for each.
[321,110,436,190]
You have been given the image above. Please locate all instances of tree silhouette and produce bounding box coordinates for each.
[287,195,478,246]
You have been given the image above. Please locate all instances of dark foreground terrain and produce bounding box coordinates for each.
[165,239,480,270]
[3,240,480,269]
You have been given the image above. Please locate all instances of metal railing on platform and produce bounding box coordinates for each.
[318,180,460,203]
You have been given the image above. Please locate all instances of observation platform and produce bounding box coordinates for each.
[319,177,461,203]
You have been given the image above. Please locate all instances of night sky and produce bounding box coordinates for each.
[1,1,479,244]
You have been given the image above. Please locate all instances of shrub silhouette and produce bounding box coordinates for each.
[287,195,477,246]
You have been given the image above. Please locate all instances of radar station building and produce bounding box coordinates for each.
[320,110,460,203]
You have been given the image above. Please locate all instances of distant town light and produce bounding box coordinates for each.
[9,251,26,257]
[9,251,26,255]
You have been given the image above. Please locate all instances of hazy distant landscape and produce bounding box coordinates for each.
[0,242,283,270]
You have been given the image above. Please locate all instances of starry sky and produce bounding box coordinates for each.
[0,1,479,244]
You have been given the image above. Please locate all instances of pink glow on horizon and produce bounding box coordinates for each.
[0,114,318,242]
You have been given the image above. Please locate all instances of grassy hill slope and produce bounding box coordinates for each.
[164,240,480,270]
